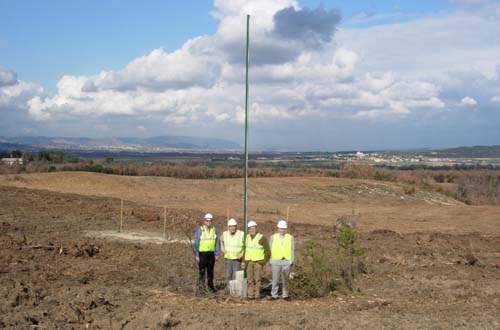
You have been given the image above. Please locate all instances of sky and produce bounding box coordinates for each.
[1,0,499,151]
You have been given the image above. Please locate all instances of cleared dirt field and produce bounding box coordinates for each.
[1,172,500,329]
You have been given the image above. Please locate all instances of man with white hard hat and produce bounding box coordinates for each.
[193,213,220,294]
[241,221,270,299]
[220,218,244,287]
[269,219,295,301]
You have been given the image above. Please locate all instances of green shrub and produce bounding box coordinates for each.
[335,225,365,291]
[404,185,416,195]
[289,225,365,298]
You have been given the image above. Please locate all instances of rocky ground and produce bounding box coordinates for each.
[1,174,500,329]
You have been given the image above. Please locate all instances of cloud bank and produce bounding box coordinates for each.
[1,0,500,150]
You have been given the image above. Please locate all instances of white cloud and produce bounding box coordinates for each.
[359,72,396,92]
[337,10,500,79]
[353,109,392,120]
[0,77,42,108]
[82,42,220,93]
[0,68,17,87]
[27,96,52,121]
[459,96,478,106]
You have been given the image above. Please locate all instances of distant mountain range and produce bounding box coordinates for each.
[1,136,500,157]
[0,136,241,153]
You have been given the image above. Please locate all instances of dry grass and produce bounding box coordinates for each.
[1,172,499,236]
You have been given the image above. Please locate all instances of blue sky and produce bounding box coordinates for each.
[1,0,499,151]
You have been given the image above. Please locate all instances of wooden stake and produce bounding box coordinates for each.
[226,207,230,220]
[163,207,167,238]
[120,199,124,232]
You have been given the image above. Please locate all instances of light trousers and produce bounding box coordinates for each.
[224,259,241,285]
[271,262,291,298]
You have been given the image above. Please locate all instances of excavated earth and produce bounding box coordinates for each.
[1,172,500,329]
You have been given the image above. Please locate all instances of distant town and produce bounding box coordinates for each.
[246,149,500,169]
[1,136,500,169]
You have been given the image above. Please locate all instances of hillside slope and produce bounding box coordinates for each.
[1,172,497,235]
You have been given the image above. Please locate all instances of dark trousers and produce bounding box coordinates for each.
[198,251,215,292]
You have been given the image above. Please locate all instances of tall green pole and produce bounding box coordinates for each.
[243,14,250,237]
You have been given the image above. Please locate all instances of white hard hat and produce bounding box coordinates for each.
[277,220,288,229]
[247,221,257,228]
[204,213,213,220]
[227,218,237,226]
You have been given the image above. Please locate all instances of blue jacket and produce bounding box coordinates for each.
[193,225,220,257]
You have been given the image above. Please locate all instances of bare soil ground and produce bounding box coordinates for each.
[1,172,500,329]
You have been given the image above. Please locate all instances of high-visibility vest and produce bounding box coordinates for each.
[199,226,216,252]
[223,230,244,260]
[245,233,265,261]
[271,233,292,261]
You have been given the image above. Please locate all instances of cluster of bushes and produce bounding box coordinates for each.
[59,163,308,179]
[289,225,365,298]
[329,165,500,205]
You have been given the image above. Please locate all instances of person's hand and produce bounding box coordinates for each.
[215,255,220,261]
[240,261,246,269]
[195,256,200,263]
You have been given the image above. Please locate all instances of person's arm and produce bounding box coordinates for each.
[290,235,295,265]
[240,232,247,268]
[193,228,201,257]
[268,234,275,262]
[214,228,220,258]
[220,231,226,254]
[260,236,271,264]
[237,230,244,259]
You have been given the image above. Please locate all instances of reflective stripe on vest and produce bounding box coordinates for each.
[223,230,244,259]
[245,233,264,261]
[199,226,216,252]
[271,233,292,260]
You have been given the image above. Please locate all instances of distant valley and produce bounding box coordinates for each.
[1,136,500,161]
[0,136,241,153]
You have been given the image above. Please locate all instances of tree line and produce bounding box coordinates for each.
[1,150,499,206]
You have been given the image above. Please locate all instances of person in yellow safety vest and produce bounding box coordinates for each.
[241,221,270,300]
[193,213,220,294]
[220,218,244,287]
[269,220,295,301]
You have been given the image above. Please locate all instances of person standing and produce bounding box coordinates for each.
[220,218,244,287]
[193,213,220,293]
[269,220,295,300]
[241,221,270,299]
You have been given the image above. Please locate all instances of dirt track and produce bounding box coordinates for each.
[1,172,500,329]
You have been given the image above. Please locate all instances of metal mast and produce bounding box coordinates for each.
[243,14,250,235]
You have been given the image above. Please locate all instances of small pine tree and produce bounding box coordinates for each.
[289,224,365,298]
